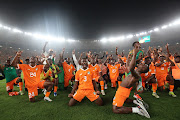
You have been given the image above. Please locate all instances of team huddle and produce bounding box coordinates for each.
[0,41,180,118]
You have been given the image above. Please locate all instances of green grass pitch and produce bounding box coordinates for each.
[0,79,180,120]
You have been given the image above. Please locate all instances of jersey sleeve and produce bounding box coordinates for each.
[17,64,25,70]
[75,71,79,81]
[91,70,95,80]
[107,64,110,69]
[38,65,45,72]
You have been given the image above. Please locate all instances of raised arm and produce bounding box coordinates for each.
[43,42,48,53]
[60,48,65,62]
[129,47,140,79]
[115,47,118,56]
[72,49,79,66]
[11,51,23,68]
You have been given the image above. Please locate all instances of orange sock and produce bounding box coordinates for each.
[19,82,23,91]
[169,85,174,92]
[54,86,58,93]
[118,81,122,87]
[152,83,157,93]
[45,91,51,97]
[100,81,104,90]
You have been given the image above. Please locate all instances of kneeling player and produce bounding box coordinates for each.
[112,47,150,118]
[4,59,24,96]
[68,58,103,106]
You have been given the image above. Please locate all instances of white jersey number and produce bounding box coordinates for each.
[30,72,36,77]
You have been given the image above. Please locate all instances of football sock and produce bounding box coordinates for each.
[19,82,23,91]
[132,107,140,113]
[100,81,104,90]
[54,86,58,93]
[45,91,51,97]
[152,83,157,93]
[169,85,174,92]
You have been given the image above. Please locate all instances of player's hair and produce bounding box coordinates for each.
[132,41,139,47]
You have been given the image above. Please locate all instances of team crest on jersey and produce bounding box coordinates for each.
[115,66,117,68]
[88,72,90,74]
[11,67,13,69]
[36,68,38,70]
[95,68,97,70]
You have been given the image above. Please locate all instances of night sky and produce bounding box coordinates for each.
[0,0,180,40]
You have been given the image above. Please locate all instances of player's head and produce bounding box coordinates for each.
[159,56,165,62]
[144,57,151,65]
[29,56,36,64]
[132,41,141,48]
[91,58,96,65]
[109,59,115,65]
[98,59,102,64]
[6,59,11,66]
[137,62,149,73]
[81,58,88,69]
[109,55,113,60]
[44,65,49,72]
[25,58,29,64]
[174,55,180,63]
[66,58,71,64]
[121,52,124,57]
[58,60,63,67]
[49,49,53,55]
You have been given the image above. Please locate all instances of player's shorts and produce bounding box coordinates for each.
[73,89,99,102]
[156,74,167,87]
[6,77,19,91]
[95,76,100,82]
[28,80,45,99]
[112,86,131,107]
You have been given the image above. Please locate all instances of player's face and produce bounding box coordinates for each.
[109,59,115,65]
[58,61,62,67]
[91,58,95,65]
[48,59,53,65]
[137,63,149,73]
[121,52,124,57]
[49,51,53,55]
[81,59,88,69]
[25,59,29,64]
[29,57,36,63]
[134,42,141,49]
[66,58,71,64]
[145,58,151,65]
[159,56,165,62]
[98,59,102,64]
[6,60,11,66]
[175,57,180,63]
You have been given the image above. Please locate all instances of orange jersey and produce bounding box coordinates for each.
[75,68,95,90]
[155,61,170,75]
[172,62,180,79]
[118,55,127,63]
[17,64,44,88]
[63,62,75,77]
[107,64,121,80]
[89,64,101,77]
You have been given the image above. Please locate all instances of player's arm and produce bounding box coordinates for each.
[155,62,163,67]
[126,53,132,69]
[68,81,79,98]
[78,53,83,64]
[72,49,79,66]
[60,48,65,62]
[43,42,48,53]
[118,56,124,65]
[129,47,140,79]
[103,55,109,66]
[11,51,23,68]
[165,43,171,57]
[115,47,118,56]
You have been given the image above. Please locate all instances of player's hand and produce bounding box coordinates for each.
[133,46,139,55]
[116,47,118,50]
[165,43,169,49]
[96,91,101,95]
[68,93,73,98]
[16,51,22,57]
[62,48,65,52]
[72,49,75,54]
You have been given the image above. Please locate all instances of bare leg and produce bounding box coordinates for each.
[94,97,103,106]
[69,98,78,106]
[112,105,132,114]
[44,81,53,92]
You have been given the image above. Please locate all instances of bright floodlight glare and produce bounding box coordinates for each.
[136,34,139,36]
[158,46,160,47]
[154,28,159,31]
[161,25,168,29]
[101,38,107,43]
[149,30,153,33]
[10,47,12,48]
[126,34,133,38]
[172,19,180,25]
[13,28,23,33]
[3,26,11,30]
[33,33,46,40]
[0,45,2,47]
[27,49,29,50]
[34,50,36,51]
[18,48,20,49]
[168,23,172,26]
[24,32,32,36]
[58,37,65,42]
[0,24,2,27]
[67,39,76,42]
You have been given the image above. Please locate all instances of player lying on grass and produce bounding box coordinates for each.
[68,58,103,106]
[12,51,54,102]
[112,46,150,118]
[3,58,24,96]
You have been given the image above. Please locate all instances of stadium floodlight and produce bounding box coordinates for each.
[58,37,65,42]
[13,28,23,33]
[67,39,76,42]
[33,33,46,40]
[136,34,139,36]
[168,23,172,26]
[144,32,147,34]
[158,46,160,47]
[172,19,180,25]
[154,28,159,31]
[18,48,21,49]
[149,30,153,33]
[0,45,2,47]
[34,50,36,51]
[27,49,29,50]
[123,50,125,51]
[161,25,168,29]
[140,32,145,35]
[3,26,11,30]
[24,32,32,36]
[101,38,107,43]
[111,51,113,52]
[0,24,2,27]
[126,34,133,38]
[176,43,179,45]
[10,47,12,48]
